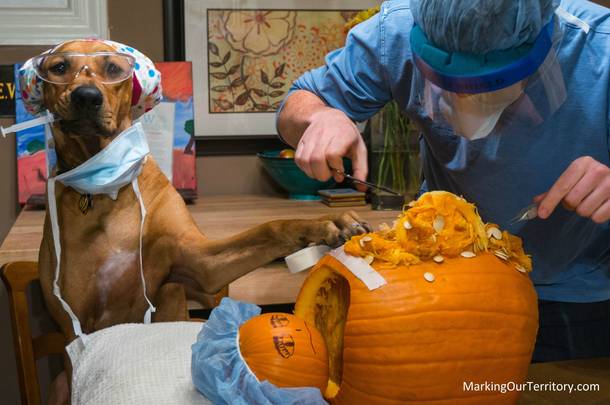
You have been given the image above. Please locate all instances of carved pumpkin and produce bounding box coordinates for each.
[238,312,329,392]
[294,191,538,404]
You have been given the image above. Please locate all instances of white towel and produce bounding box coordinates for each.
[66,322,211,405]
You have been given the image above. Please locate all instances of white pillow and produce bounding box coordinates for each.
[66,322,211,405]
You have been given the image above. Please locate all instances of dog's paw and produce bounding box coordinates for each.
[315,210,372,247]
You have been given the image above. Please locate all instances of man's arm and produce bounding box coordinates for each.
[277,89,368,185]
[276,90,327,148]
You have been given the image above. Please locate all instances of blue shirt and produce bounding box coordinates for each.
[281,0,610,303]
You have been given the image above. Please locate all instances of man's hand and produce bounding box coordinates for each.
[294,107,368,190]
[536,156,610,224]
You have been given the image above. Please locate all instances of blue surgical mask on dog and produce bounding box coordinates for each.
[50,121,149,199]
[45,121,156,343]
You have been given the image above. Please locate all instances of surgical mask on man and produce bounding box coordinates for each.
[438,80,526,140]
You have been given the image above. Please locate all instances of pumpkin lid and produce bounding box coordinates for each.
[191,297,328,404]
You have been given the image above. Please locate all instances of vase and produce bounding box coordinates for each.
[365,101,420,210]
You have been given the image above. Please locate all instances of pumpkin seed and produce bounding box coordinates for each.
[359,236,373,247]
[433,215,445,233]
[494,250,509,260]
[430,234,437,242]
[424,272,435,282]
[433,255,444,263]
[515,264,527,273]
[403,220,413,230]
[460,251,476,258]
[486,227,502,240]
[378,222,390,232]
[364,255,374,265]
[407,200,416,207]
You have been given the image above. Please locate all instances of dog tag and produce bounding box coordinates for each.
[78,194,92,214]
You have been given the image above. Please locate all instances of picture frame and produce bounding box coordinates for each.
[185,0,379,138]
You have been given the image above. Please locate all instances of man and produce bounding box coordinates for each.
[277,0,610,362]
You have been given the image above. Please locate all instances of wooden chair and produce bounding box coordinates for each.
[1,261,65,405]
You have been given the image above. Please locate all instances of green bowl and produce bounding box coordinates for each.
[258,150,338,200]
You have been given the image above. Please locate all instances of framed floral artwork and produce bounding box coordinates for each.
[185,0,379,137]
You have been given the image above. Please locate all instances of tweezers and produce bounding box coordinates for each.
[333,169,402,196]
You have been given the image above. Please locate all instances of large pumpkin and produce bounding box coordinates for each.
[238,312,329,392]
[294,191,539,404]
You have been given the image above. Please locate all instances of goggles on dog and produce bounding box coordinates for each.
[32,52,136,85]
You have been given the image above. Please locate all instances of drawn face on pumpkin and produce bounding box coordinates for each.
[238,312,329,392]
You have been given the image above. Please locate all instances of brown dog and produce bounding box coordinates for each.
[36,40,369,402]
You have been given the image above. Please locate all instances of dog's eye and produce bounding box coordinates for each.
[105,62,124,78]
[49,62,67,75]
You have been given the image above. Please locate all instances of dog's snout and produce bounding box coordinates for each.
[71,85,103,111]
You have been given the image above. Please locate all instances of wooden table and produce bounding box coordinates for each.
[1,195,608,403]
[0,195,397,305]
[519,357,610,404]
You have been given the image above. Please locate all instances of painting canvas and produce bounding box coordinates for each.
[186,0,379,137]
[15,62,197,205]
[14,63,50,205]
[142,61,197,199]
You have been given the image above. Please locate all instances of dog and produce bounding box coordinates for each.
[29,40,370,403]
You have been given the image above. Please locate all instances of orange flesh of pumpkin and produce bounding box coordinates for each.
[294,267,349,399]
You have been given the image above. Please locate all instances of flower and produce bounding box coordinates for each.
[223,11,297,57]
[344,6,380,33]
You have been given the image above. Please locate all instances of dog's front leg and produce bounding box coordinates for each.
[172,211,371,295]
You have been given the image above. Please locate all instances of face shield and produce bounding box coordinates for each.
[410,17,566,141]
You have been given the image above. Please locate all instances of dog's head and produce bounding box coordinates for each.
[40,40,134,138]
[19,39,161,169]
